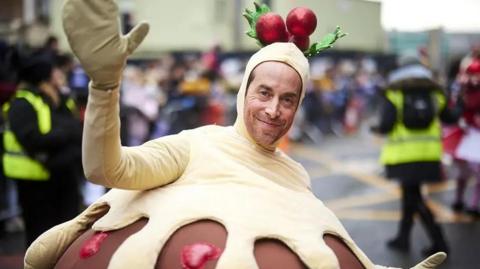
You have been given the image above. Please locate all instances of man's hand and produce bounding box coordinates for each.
[375,252,447,269]
[410,252,446,269]
[62,0,149,90]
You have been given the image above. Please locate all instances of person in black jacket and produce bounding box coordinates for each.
[2,53,82,247]
[371,55,460,257]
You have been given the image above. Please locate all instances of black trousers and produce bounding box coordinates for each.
[397,183,447,248]
[15,172,81,247]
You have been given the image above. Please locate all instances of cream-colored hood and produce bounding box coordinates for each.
[233,42,310,151]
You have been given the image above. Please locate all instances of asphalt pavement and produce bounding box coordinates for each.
[289,130,480,269]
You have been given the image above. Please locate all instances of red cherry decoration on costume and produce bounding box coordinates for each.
[79,232,109,259]
[181,242,222,269]
[255,12,289,45]
[245,3,344,56]
[286,7,317,38]
[289,34,310,51]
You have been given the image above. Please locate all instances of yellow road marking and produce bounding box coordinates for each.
[291,142,476,224]
[334,209,400,221]
[325,191,399,211]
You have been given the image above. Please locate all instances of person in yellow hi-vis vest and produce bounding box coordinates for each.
[371,54,460,257]
[2,53,82,247]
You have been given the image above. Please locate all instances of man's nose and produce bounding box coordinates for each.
[265,99,280,118]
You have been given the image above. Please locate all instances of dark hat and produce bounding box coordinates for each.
[18,52,53,85]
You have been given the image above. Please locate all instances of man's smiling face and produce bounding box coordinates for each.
[244,61,302,148]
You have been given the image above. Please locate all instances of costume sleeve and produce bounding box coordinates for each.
[82,86,190,190]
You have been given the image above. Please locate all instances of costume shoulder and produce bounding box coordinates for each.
[197,124,228,132]
[179,124,227,136]
[278,149,311,188]
[179,125,237,144]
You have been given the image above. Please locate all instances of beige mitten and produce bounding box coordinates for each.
[24,203,110,269]
[410,253,447,269]
[375,252,447,269]
[62,0,149,90]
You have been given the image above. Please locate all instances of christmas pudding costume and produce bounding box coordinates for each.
[24,0,446,268]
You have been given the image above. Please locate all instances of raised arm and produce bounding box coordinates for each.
[63,0,187,189]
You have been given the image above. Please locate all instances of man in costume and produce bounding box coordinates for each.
[23,0,446,268]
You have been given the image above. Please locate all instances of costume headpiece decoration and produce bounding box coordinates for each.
[466,58,480,75]
[243,2,346,57]
[464,58,480,91]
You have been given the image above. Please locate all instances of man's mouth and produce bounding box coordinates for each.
[255,117,282,127]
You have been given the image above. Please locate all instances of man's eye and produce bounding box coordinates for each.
[282,97,294,106]
[259,91,269,97]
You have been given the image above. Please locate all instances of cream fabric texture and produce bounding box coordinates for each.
[24,0,446,267]
[25,43,374,269]
[62,0,149,89]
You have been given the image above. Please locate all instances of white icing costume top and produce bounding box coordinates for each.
[24,42,443,269]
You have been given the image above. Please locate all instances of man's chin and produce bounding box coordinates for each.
[255,134,282,148]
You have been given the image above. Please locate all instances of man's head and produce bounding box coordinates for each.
[19,53,53,86]
[234,42,309,151]
[244,61,302,148]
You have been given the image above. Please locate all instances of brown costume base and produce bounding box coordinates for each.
[55,219,364,269]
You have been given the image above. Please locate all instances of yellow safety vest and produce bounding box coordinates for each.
[65,97,78,116]
[380,89,446,165]
[2,89,52,180]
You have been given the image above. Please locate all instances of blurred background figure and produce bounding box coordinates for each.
[0,40,20,105]
[121,64,164,146]
[2,51,82,247]
[201,44,222,81]
[449,57,480,217]
[0,39,22,241]
[38,35,59,61]
[371,52,458,257]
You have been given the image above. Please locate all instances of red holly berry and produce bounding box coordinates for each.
[255,12,288,45]
[289,34,310,51]
[286,7,317,37]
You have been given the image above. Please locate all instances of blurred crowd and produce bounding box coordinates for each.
[1,33,479,251]
[117,48,388,146]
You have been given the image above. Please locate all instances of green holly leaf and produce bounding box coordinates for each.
[243,2,271,43]
[305,26,347,58]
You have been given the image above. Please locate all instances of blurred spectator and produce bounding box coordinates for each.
[68,63,90,122]
[450,57,480,217]
[38,35,60,61]
[121,65,163,145]
[0,40,20,105]
[371,53,457,256]
[202,44,222,80]
[458,43,480,75]
[2,52,82,247]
